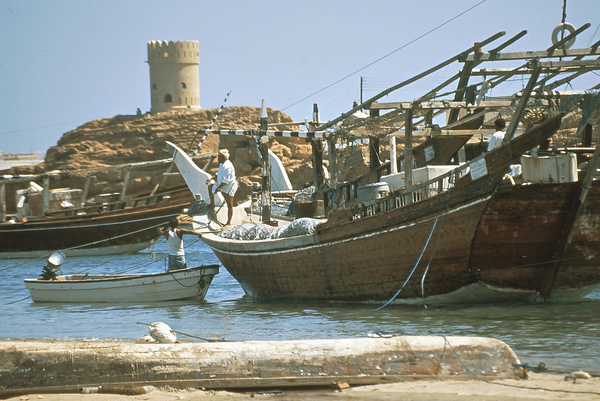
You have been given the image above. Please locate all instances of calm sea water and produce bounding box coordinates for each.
[1,237,599,374]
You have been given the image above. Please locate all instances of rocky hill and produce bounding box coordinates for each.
[5,107,372,212]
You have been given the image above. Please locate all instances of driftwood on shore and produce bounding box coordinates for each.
[0,336,525,396]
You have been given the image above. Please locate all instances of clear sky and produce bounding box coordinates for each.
[1,0,598,154]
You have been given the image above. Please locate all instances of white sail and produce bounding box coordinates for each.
[268,149,293,192]
[166,141,224,207]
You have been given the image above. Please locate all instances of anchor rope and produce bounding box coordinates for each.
[420,174,455,305]
[374,176,455,311]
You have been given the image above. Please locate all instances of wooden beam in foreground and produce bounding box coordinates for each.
[0,337,527,394]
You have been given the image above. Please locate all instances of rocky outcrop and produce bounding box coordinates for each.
[5,107,333,209]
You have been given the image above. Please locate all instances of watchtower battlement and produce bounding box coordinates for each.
[147,40,201,113]
[147,40,199,65]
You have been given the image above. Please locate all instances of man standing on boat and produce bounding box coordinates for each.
[206,149,238,226]
[487,117,507,151]
[158,218,201,271]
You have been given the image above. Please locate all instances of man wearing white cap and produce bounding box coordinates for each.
[206,148,238,226]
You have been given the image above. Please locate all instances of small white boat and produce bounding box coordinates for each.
[24,264,219,303]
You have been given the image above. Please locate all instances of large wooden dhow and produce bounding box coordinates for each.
[0,199,189,259]
[195,28,600,303]
[0,154,214,258]
[201,116,574,302]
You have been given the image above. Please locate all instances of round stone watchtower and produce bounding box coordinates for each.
[147,40,202,113]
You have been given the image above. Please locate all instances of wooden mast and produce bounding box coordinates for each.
[259,100,271,223]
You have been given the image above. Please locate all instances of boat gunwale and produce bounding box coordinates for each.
[200,192,492,255]
[24,265,219,285]
[0,200,192,230]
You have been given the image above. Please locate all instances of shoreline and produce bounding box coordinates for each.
[3,373,599,401]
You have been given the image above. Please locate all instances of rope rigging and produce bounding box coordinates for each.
[374,173,455,311]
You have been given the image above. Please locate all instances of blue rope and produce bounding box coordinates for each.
[374,178,453,311]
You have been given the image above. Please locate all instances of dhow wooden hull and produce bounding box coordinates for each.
[201,115,600,303]
[0,201,190,259]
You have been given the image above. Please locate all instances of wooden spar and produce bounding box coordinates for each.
[420,31,527,104]
[150,163,175,196]
[120,165,132,202]
[448,28,595,123]
[542,56,600,91]
[42,175,50,215]
[463,40,598,64]
[503,62,542,143]
[417,72,461,102]
[470,61,600,76]
[312,140,324,191]
[404,107,414,198]
[259,101,271,223]
[0,154,212,186]
[466,33,597,97]
[447,61,475,124]
[316,31,506,131]
[447,30,527,124]
[487,29,528,53]
[0,184,5,223]
[539,144,600,300]
[545,23,591,51]
[370,100,514,110]
[198,129,325,139]
[536,39,600,90]
[81,174,92,204]
[311,106,325,193]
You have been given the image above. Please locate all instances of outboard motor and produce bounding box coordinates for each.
[40,251,65,280]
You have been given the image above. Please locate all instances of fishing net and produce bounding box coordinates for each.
[218,217,325,241]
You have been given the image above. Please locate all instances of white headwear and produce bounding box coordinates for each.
[218,149,230,159]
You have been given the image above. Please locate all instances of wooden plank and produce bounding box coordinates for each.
[447,60,475,123]
[446,30,528,122]
[470,62,600,76]
[535,40,600,90]
[462,45,599,62]
[0,337,525,392]
[81,174,92,204]
[150,163,175,196]
[119,165,132,202]
[417,72,460,102]
[42,175,50,215]
[542,57,600,90]
[443,109,486,130]
[404,108,414,196]
[0,153,213,186]
[0,184,5,223]
[503,64,541,143]
[370,100,513,110]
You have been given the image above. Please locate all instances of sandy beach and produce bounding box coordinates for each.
[4,373,600,401]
